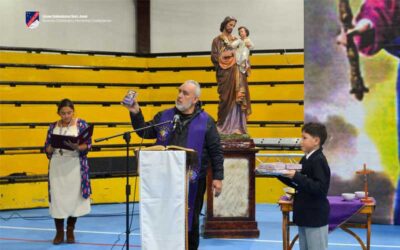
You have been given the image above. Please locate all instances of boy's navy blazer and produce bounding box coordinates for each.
[278,148,331,227]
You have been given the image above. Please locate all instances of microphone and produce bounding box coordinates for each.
[172,114,180,131]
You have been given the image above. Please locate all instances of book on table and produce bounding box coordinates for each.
[140,144,195,152]
[138,145,197,166]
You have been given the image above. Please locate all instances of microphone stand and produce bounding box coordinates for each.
[94,120,172,250]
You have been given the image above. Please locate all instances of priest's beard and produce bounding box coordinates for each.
[175,100,194,112]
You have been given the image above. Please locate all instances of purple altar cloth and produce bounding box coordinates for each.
[280,196,374,233]
[328,196,365,232]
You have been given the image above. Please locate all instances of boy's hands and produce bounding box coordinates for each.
[281,170,296,179]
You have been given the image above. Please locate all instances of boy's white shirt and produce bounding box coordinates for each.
[305,148,319,160]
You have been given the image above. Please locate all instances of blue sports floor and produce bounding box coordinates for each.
[1,203,399,250]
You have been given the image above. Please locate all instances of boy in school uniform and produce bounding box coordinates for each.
[278,122,331,250]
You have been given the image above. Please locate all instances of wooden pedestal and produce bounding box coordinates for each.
[203,139,259,238]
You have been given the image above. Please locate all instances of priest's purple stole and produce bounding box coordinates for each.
[156,108,208,230]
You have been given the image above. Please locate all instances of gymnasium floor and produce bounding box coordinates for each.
[1,203,399,250]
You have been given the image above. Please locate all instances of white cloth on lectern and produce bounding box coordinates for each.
[139,151,186,250]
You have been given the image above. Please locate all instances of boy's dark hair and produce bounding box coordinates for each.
[302,122,328,146]
[238,26,249,36]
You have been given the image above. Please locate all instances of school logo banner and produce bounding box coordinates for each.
[26,11,40,29]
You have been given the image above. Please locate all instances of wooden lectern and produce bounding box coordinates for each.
[138,150,196,250]
[203,139,260,238]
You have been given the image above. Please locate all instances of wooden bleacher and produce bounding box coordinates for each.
[0,47,304,181]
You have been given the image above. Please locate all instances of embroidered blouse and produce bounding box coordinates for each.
[44,118,92,199]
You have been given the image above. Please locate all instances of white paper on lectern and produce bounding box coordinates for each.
[139,151,186,250]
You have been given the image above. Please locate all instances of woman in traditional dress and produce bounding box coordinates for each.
[44,98,92,244]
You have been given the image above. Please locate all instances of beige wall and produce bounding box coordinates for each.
[151,0,304,52]
[0,0,303,53]
[0,0,136,52]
